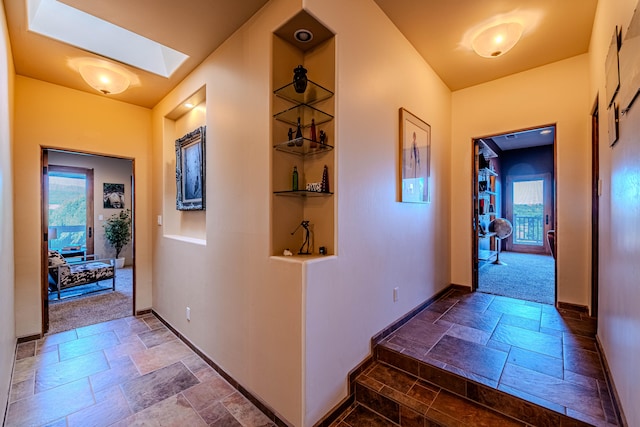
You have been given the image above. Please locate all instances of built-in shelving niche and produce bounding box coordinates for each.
[271,11,336,257]
[163,86,207,244]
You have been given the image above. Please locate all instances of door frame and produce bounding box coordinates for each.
[504,173,553,254]
[591,97,599,318]
[471,125,558,303]
[41,148,136,334]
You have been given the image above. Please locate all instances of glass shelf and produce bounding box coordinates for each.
[274,138,334,156]
[479,167,498,176]
[274,79,334,105]
[274,190,333,197]
[274,104,333,127]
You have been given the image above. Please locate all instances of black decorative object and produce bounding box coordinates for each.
[287,127,294,146]
[319,130,326,144]
[291,220,311,255]
[293,65,308,93]
[321,165,329,193]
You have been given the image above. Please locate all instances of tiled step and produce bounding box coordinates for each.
[375,346,597,427]
[347,361,526,427]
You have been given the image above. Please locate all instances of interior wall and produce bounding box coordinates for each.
[589,0,640,425]
[451,55,592,307]
[13,76,152,336]
[0,1,16,423]
[150,0,451,424]
[47,151,134,264]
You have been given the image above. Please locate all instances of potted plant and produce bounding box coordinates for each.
[103,209,131,268]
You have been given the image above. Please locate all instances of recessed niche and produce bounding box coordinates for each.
[163,86,207,242]
[271,13,335,258]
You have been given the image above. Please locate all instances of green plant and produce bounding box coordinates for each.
[103,209,131,259]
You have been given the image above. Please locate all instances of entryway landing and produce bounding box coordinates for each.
[332,289,619,426]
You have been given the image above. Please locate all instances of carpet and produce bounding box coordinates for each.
[47,266,133,335]
[478,251,555,305]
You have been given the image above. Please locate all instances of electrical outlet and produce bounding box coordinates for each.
[393,287,399,302]
[186,307,191,321]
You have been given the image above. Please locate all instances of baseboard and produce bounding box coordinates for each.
[596,335,628,426]
[16,333,41,343]
[315,283,468,427]
[151,310,291,427]
[557,301,590,314]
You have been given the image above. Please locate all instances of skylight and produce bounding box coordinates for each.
[27,0,189,78]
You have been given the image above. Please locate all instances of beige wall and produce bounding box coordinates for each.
[451,55,592,307]
[150,0,451,424]
[0,0,16,422]
[589,0,640,425]
[13,77,152,336]
[47,151,134,264]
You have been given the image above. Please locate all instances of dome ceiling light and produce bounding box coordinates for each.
[471,22,524,58]
[69,58,139,95]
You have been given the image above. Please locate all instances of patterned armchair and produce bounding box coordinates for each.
[48,250,116,299]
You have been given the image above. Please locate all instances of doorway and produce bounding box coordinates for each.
[472,125,556,305]
[42,148,135,334]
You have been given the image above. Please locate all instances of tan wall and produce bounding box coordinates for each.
[451,55,592,306]
[0,1,16,422]
[589,0,640,425]
[150,0,451,424]
[13,77,152,336]
[48,151,134,264]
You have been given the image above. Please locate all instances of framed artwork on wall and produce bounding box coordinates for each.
[605,26,621,108]
[176,126,206,211]
[103,183,124,208]
[399,108,430,203]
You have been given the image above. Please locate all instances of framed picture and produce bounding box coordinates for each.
[399,108,430,203]
[605,26,620,108]
[176,126,206,210]
[103,183,124,208]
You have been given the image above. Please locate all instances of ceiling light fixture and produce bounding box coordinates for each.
[540,129,552,135]
[471,22,524,58]
[69,58,138,95]
[294,29,313,43]
[184,102,195,108]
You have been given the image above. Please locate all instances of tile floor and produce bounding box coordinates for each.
[6,314,275,427]
[376,289,618,426]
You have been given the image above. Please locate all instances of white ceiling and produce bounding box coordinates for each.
[3,0,598,108]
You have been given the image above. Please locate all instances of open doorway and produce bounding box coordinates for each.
[472,125,556,305]
[42,148,135,334]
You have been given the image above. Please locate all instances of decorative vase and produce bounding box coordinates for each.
[292,166,299,191]
[321,165,330,193]
[309,119,317,148]
[115,257,125,269]
[293,65,308,94]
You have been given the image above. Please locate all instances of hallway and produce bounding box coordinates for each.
[5,314,274,426]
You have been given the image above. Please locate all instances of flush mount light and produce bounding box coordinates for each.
[294,29,313,43]
[471,22,524,58]
[69,57,138,95]
[184,102,195,108]
[540,129,552,135]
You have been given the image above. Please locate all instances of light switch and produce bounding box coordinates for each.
[157,215,162,225]
[98,214,104,221]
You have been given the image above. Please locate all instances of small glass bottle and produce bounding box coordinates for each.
[292,166,299,191]
[295,117,303,147]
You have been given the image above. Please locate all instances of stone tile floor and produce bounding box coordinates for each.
[376,290,618,426]
[6,314,275,427]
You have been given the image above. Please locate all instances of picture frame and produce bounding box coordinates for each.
[399,108,430,203]
[605,26,621,108]
[103,183,124,208]
[176,126,206,210]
